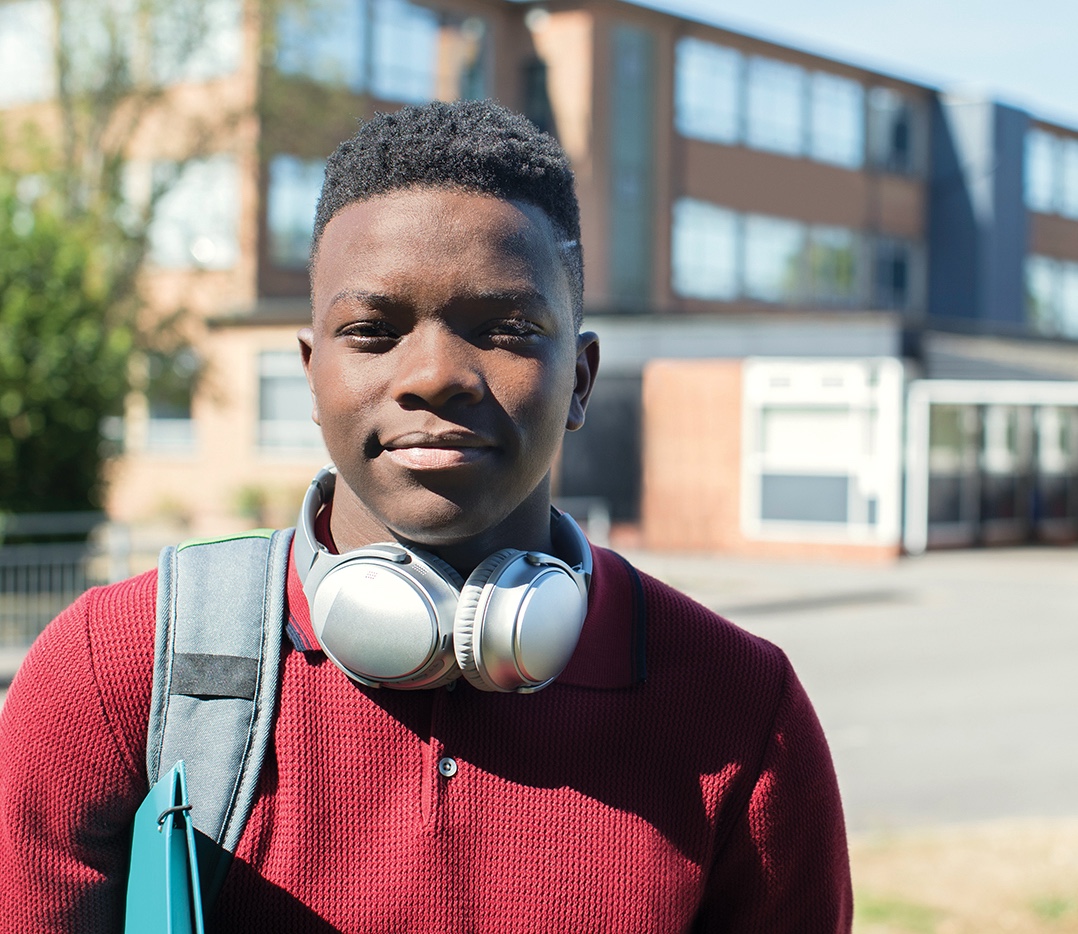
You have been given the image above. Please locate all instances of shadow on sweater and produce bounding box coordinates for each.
[212,855,343,932]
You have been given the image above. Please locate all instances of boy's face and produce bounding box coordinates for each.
[300,186,598,557]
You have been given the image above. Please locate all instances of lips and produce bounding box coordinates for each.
[380,430,495,471]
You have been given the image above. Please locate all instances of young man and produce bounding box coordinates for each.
[0,101,852,932]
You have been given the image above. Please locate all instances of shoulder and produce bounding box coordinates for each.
[595,547,788,675]
[0,573,162,928]
[595,547,792,727]
[6,570,159,776]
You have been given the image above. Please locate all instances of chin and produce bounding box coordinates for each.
[382,495,505,548]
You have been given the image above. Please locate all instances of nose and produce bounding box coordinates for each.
[390,322,484,410]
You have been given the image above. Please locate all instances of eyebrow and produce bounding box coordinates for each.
[325,287,549,314]
[326,288,393,310]
[458,288,547,311]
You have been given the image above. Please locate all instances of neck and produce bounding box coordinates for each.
[328,476,555,578]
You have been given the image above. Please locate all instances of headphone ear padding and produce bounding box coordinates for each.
[454,549,522,689]
[408,549,466,591]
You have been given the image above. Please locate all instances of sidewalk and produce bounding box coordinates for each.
[0,647,24,691]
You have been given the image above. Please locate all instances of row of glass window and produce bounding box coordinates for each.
[674,37,921,174]
[1025,129,1078,217]
[140,154,928,316]
[275,0,487,105]
[671,197,919,310]
[1026,255,1078,338]
[0,0,241,106]
[125,155,242,270]
[0,0,484,108]
[129,152,314,271]
[268,155,325,269]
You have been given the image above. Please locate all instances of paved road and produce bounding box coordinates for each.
[4,546,1075,832]
[625,546,1078,833]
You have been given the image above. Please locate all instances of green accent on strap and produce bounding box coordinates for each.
[177,529,275,551]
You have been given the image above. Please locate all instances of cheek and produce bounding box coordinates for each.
[314,355,376,413]
[496,356,576,434]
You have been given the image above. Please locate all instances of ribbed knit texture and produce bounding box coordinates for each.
[0,547,852,933]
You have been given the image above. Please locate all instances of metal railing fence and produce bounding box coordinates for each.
[0,512,110,649]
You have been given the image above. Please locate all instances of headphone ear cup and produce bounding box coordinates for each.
[408,549,466,591]
[454,549,522,690]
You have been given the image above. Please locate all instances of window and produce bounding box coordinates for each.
[0,0,55,106]
[1025,129,1059,213]
[145,350,198,452]
[873,236,918,310]
[371,0,437,103]
[808,72,864,168]
[148,155,239,269]
[259,352,323,450]
[745,56,804,157]
[671,198,739,300]
[760,473,850,523]
[1026,130,1078,218]
[1060,138,1078,219]
[673,44,869,171]
[743,214,804,302]
[522,57,554,135]
[1026,255,1059,333]
[807,226,860,305]
[926,404,979,526]
[672,201,869,307]
[674,37,741,144]
[276,0,367,89]
[1062,264,1078,338]
[276,0,483,104]
[267,155,325,269]
[153,0,242,85]
[868,87,919,174]
[1024,256,1078,338]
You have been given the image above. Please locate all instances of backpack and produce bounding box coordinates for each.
[146,527,294,907]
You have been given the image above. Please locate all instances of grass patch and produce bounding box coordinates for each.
[1030,896,1076,923]
[855,892,943,933]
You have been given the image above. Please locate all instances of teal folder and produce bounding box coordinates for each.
[124,761,206,934]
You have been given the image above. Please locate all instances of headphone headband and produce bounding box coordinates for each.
[294,466,592,693]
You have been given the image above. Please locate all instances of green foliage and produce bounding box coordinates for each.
[0,176,134,512]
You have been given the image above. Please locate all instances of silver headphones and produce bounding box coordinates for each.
[293,467,592,693]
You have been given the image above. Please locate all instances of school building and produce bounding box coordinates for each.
[2,0,1077,557]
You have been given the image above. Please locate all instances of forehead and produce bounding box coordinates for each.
[311,187,566,303]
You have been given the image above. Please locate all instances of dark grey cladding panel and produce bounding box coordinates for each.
[922,349,1073,381]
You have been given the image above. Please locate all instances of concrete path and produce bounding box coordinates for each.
[4,546,1075,833]
[624,546,1078,833]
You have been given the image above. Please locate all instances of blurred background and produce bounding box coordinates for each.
[1,0,1076,930]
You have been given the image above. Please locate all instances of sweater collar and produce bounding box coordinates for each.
[284,521,646,691]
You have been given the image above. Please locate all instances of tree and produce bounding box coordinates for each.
[0,0,252,513]
[0,174,133,512]
[0,0,358,514]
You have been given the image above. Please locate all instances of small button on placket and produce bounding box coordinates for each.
[437,756,458,778]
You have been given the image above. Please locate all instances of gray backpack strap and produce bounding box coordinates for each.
[147,527,293,902]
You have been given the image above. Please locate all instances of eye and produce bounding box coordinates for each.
[483,318,543,345]
[338,320,399,350]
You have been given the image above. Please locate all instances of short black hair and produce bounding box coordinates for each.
[314,100,584,327]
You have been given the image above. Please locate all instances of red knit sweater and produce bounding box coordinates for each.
[0,544,851,933]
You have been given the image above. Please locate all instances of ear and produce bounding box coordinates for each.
[565,332,599,432]
[297,327,321,425]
